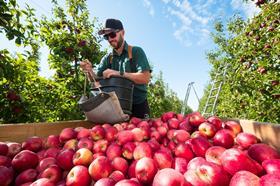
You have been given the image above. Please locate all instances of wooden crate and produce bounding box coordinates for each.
[0,119,279,150]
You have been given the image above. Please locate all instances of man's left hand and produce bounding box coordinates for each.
[103,69,121,78]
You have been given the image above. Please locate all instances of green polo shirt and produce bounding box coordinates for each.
[96,41,151,104]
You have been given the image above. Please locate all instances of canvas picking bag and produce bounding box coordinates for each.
[78,73,129,124]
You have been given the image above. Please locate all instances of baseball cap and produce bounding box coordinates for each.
[98,18,124,35]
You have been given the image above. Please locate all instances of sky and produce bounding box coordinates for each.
[1,0,260,111]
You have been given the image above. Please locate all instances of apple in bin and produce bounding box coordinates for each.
[262,159,280,174]
[247,143,280,164]
[30,178,55,186]
[0,166,14,186]
[93,139,108,153]
[135,157,158,184]
[37,157,57,172]
[88,156,113,181]
[77,137,93,150]
[0,155,12,167]
[109,170,125,182]
[174,143,194,161]
[56,149,75,171]
[235,132,258,149]
[15,168,38,186]
[189,112,205,127]
[38,165,62,183]
[91,125,106,141]
[188,136,212,157]
[45,135,60,148]
[94,178,116,186]
[212,129,234,149]
[115,179,141,186]
[152,168,186,186]
[223,120,242,136]
[73,148,93,166]
[205,146,226,165]
[198,122,217,138]
[12,150,39,172]
[260,173,280,186]
[173,157,188,174]
[207,115,223,130]
[76,127,90,139]
[106,143,122,160]
[122,142,136,160]
[66,165,91,186]
[22,136,43,152]
[153,149,173,169]
[7,142,22,158]
[229,170,260,186]
[133,142,153,160]
[59,128,77,143]
[111,156,129,174]
[0,142,8,156]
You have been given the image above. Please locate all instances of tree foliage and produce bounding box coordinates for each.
[200,1,280,123]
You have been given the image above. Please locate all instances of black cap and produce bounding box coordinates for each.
[98,18,124,35]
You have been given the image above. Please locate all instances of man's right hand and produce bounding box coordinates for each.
[80,59,92,73]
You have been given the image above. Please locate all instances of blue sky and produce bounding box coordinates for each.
[1,0,260,110]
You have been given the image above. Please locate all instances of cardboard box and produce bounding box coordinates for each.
[0,119,279,150]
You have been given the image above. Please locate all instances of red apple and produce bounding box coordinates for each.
[161,111,175,122]
[207,116,222,130]
[91,126,105,141]
[224,120,242,136]
[131,127,145,142]
[56,149,75,170]
[63,139,78,151]
[45,135,60,148]
[93,139,108,153]
[7,142,22,158]
[198,122,217,138]
[229,170,260,186]
[187,157,207,170]
[262,159,280,174]
[116,130,134,145]
[221,148,262,175]
[12,150,39,172]
[172,130,190,143]
[22,136,43,152]
[0,155,12,167]
[174,143,194,161]
[76,127,90,139]
[44,147,60,158]
[248,143,280,164]
[36,150,46,161]
[115,179,141,186]
[185,161,230,186]
[147,139,160,152]
[188,136,212,157]
[235,132,258,149]
[121,142,135,160]
[105,126,118,142]
[205,146,226,165]
[172,157,188,174]
[213,129,234,148]
[176,113,185,122]
[109,170,125,182]
[153,149,173,169]
[94,177,116,186]
[88,156,112,181]
[73,148,93,166]
[37,157,57,172]
[77,137,93,150]
[38,165,62,183]
[133,142,152,160]
[59,128,76,143]
[189,112,205,127]
[106,143,122,160]
[0,166,13,186]
[0,142,8,156]
[130,117,142,124]
[30,178,55,186]
[135,157,158,184]
[179,120,194,133]
[168,118,180,129]
[260,173,280,186]
[111,157,129,174]
[153,168,186,186]
[66,165,91,186]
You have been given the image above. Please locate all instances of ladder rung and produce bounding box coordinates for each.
[209,96,217,99]
[211,87,219,91]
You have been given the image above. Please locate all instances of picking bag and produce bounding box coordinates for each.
[78,72,129,124]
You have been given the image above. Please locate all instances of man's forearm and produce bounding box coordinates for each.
[123,71,151,84]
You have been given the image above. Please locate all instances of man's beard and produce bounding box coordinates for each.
[111,35,124,50]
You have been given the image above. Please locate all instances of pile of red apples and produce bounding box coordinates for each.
[0,111,279,186]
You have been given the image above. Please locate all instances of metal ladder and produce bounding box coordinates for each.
[181,82,200,115]
[202,64,228,117]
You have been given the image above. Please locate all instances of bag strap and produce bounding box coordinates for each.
[108,44,137,72]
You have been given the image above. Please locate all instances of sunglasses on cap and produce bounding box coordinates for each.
[103,30,119,40]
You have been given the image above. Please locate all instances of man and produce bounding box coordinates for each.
[80,18,151,118]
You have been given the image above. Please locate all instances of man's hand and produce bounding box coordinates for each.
[80,59,92,73]
[103,69,120,78]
